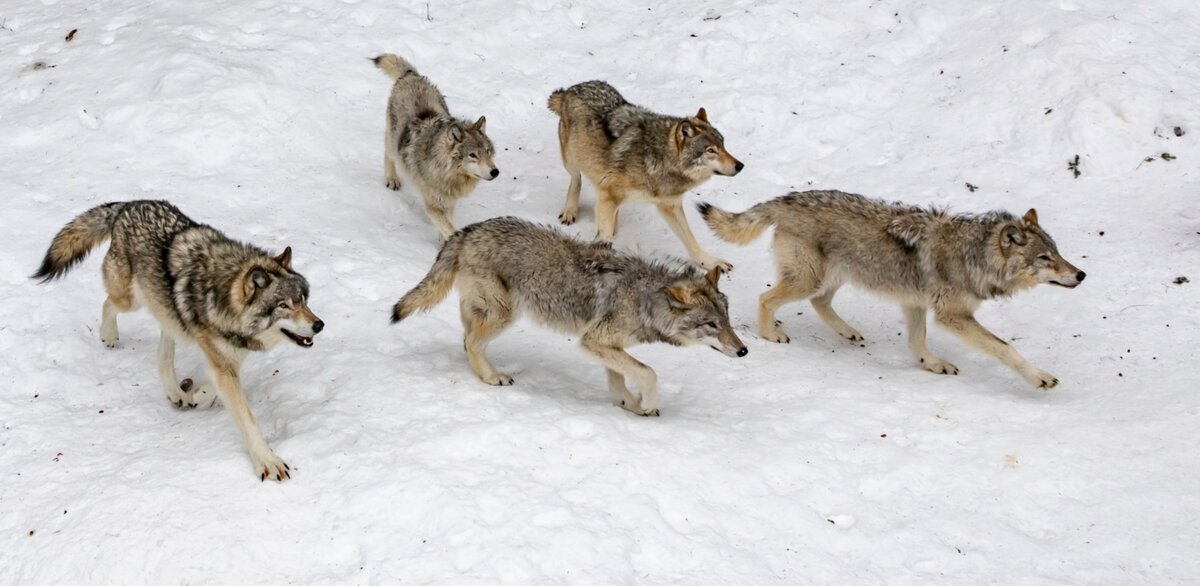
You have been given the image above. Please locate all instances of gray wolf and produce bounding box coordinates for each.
[33,200,324,481]
[375,53,499,241]
[547,80,742,271]
[699,190,1085,389]
[390,216,748,416]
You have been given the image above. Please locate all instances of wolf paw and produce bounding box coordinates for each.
[385,178,401,191]
[616,399,659,417]
[697,256,733,273]
[170,379,219,409]
[167,379,193,409]
[558,210,577,225]
[838,330,864,343]
[252,450,290,482]
[1027,370,1059,390]
[920,358,959,375]
[761,327,790,344]
[484,373,514,386]
[100,326,118,348]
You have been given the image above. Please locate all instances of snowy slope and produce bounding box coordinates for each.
[2,0,1198,583]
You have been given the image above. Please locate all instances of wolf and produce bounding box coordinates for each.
[374,53,499,241]
[32,200,324,481]
[699,190,1086,389]
[390,216,748,416]
[547,81,743,271]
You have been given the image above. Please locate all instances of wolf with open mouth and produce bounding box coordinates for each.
[33,200,323,482]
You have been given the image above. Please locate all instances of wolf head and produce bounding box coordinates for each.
[656,267,748,358]
[449,116,499,181]
[675,108,743,178]
[997,209,1085,291]
[239,247,325,349]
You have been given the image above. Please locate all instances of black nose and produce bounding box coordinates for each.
[734,161,744,173]
[312,320,324,334]
[1076,271,1086,282]
[736,346,748,357]
[489,168,499,178]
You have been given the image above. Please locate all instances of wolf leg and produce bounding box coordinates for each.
[656,200,731,272]
[99,253,134,348]
[157,331,190,408]
[423,196,457,243]
[459,288,514,386]
[559,171,582,225]
[811,285,863,342]
[605,368,639,409]
[581,336,658,416]
[594,188,621,241]
[198,338,289,481]
[903,306,957,374]
[384,150,401,191]
[758,278,816,344]
[934,312,1057,389]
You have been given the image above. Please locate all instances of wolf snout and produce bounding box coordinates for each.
[1076,271,1086,283]
[489,168,500,180]
[736,346,748,357]
[312,319,325,334]
[734,161,744,174]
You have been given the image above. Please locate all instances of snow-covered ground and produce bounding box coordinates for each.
[2,0,1198,583]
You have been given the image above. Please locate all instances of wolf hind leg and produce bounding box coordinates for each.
[759,249,823,343]
[459,281,515,386]
[811,284,863,342]
[99,252,134,348]
[384,152,401,191]
[559,170,583,225]
[903,306,958,375]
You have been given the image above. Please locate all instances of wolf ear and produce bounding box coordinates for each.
[704,266,723,288]
[274,246,292,269]
[1022,208,1039,226]
[1001,224,1026,247]
[675,121,696,146]
[472,116,486,133]
[695,107,708,123]
[450,125,464,143]
[243,267,272,297]
[663,284,696,309]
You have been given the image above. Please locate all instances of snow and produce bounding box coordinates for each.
[2,0,1198,583]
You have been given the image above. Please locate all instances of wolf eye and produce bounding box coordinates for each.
[1037,254,1052,261]
[705,321,718,328]
[468,153,478,160]
[705,147,717,155]
[277,301,289,309]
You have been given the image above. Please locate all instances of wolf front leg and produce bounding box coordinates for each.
[197,338,291,481]
[903,306,958,375]
[605,368,640,410]
[581,336,659,416]
[656,200,732,272]
[423,193,458,243]
[934,311,1057,389]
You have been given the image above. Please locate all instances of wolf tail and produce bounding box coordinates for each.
[697,199,782,245]
[373,53,417,80]
[547,89,568,116]
[391,231,465,323]
[32,202,127,282]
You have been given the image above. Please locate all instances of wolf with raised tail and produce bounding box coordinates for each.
[700,190,1085,389]
[548,81,742,270]
[375,53,499,241]
[391,216,748,416]
[33,200,324,481]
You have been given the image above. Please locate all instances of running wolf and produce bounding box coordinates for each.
[33,200,324,481]
[375,53,499,241]
[547,81,743,270]
[390,216,748,416]
[699,190,1085,389]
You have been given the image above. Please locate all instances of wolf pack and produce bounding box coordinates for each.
[32,54,1086,482]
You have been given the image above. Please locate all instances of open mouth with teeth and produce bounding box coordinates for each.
[282,329,314,348]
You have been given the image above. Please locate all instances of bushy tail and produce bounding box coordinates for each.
[391,231,465,323]
[32,202,126,282]
[372,53,417,80]
[547,89,567,116]
[697,200,780,245]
